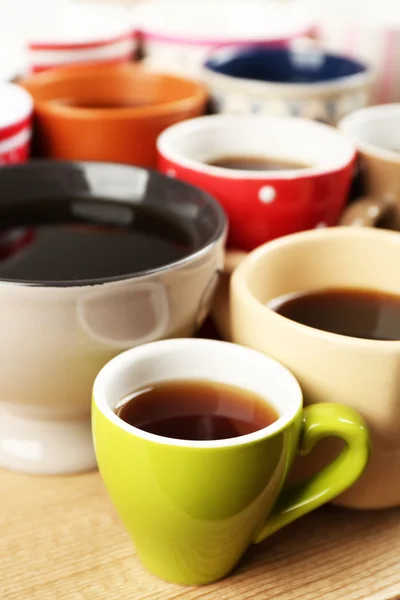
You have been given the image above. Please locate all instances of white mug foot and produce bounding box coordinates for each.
[0,404,96,475]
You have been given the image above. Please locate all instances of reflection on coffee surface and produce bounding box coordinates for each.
[0,198,194,283]
[206,155,311,171]
[115,379,279,441]
[270,287,400,341]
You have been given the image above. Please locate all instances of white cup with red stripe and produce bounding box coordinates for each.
[0,83,33,165]
[28,35,136,74]
[25,0,136,74]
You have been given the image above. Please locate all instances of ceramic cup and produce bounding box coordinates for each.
[312,0,400,104]
[0,32,27,82]
[204,45,372,125]
[339,104,400,231]
[157,114,356,252]
[0,83,33,165]
[25,0,137,73]
[133,0,314,78]
[231,226,400,510]
[20,63,207,167]
[92,338,369,585]
[0,160,226,476]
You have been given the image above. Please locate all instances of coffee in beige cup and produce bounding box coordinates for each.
[339,104,400,230]
[231,226,400,510]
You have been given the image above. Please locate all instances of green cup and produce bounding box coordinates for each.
[92,339,370,586]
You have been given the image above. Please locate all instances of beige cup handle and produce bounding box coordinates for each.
[339,196,394,228]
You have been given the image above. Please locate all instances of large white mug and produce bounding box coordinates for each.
[0,160,226,476]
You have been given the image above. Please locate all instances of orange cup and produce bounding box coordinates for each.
[19,63,207,167]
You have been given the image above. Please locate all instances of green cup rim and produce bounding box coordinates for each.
[92,338,303,450]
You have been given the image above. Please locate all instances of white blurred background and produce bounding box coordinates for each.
[2,0,400,102]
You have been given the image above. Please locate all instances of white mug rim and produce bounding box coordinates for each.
[339,104,400,164]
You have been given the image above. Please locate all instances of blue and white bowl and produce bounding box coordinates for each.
[204,45,372,125]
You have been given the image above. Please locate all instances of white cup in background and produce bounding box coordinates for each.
[0,83,33,165]
[133,0,314,78]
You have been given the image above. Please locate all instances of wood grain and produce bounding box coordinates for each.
[1,469,399,600]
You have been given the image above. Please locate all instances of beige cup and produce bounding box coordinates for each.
[231,226,400,510]
[339,104,400,230]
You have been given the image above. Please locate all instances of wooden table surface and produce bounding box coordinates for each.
[1,468,399,600]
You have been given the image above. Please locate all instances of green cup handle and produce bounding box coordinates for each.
[252,403,371,544]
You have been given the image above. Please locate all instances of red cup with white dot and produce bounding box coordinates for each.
[157,115,356,252]
[0,83,33,166]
